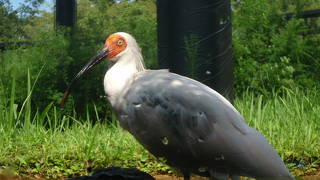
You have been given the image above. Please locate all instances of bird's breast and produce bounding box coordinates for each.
[104,65,138,106]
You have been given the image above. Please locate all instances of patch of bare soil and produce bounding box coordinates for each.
[1,173,320,180]
[153,175,320,180]
[302,171,320,180]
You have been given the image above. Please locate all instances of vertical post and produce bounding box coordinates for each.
[55,0,76,28]
[157,0,234,103]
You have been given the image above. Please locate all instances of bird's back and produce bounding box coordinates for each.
[113,70,292,179]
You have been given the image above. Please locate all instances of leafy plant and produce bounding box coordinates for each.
[232,0,320,96]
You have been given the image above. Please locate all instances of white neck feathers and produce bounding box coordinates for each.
[104,44,145,105]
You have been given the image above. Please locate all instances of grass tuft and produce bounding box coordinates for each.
[236,88,320,175]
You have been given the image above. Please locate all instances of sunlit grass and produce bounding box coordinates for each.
[0,74,167,179]
[235,88,320,175]
[0,74,319,179]
[0,119,155,178]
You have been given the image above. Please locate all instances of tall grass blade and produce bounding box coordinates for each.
[16,65,45,127]
[8,76,16,128]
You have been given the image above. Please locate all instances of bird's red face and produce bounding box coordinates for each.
[105,34,127,60]
[60,33,127,107]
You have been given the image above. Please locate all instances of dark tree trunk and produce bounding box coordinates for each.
[157,0,234,103]
[55,0,76,28]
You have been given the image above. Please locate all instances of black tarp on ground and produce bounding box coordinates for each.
[66,166,155,180]
[157,0,234,103]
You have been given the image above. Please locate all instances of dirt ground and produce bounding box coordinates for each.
[1,173,320,180]
[154,174,320,180]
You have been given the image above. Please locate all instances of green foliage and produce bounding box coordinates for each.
[0,0,158,117]
[0,2,24,42]
[1,0,319,114]
[75,0,157,68]
[0,31,72,109]
[106,1,157,68]
[232,0,320,95]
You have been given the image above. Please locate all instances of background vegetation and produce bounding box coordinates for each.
[1,0,320,110]
[0,0,320,178]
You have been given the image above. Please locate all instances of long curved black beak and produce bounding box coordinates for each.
[59,47,108,107]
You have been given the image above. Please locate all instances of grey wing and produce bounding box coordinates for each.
[115,71,292,179]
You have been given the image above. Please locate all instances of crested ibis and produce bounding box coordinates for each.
[61,32,294,180]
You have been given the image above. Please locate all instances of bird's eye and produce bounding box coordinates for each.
[117,40,123,46]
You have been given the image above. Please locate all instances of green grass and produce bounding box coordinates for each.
[0,75,319,179]
[0,120,166,179]
[235,88,320,175]
[0,74,170,179]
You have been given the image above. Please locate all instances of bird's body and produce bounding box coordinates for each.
[62,32,294,180]
[109,69,292,179]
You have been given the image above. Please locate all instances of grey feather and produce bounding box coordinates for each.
[113,70,293,180]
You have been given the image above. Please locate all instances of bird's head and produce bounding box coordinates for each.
[59,32,141,107]
[105,32,140,61]
[105,33,127,60]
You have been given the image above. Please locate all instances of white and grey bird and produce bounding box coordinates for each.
[61,32,294,180]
